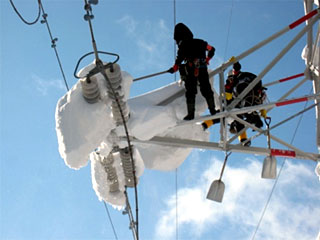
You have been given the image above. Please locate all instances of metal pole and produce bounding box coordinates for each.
[227,15,319,110]
[133,70,169,81]
[227,77,308,145]
[263,73,304,87]
[177,93,320,126]
[231,115,317,161]
[240,103,319,146]
[219,72,227,147]
[209,9,319,79]
[125,136,320,161]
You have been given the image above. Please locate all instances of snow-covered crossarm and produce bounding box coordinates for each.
[124,136,320,162]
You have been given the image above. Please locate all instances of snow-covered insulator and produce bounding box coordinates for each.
[104,63,130,125]
[111,100,130,123]
[119,147,136,188]
[80,76,100,103]
[101,154,119,192]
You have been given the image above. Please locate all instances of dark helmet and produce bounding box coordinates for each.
[174,23,193,43]
[233,62,241,72]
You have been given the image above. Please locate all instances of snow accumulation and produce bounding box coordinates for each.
[55,62,216,207]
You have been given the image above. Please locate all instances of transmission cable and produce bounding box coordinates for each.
[251,87,313,240]
[103,201,119,240]
[223,0,234,61]
[38,1,69,91]
[9,0,70,91]
[9,0,41,25]
[173,0,177,82]
[172,1,179,239]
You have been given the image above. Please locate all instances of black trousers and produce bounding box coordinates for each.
[183,65,214,104]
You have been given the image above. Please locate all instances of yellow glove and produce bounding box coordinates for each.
[225,92,233,101]
[260,109,267,119]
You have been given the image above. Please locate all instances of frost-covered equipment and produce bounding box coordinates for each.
[105,63,130,125]
[120,146,137,188]
[101,153,120,192]
[80,76,100,103]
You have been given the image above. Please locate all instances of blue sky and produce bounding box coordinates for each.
[1,0,320,240]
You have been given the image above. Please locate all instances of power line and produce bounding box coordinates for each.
[223,0,234,61]
[172,1,179,239]
[9,0,70,91]
[103,201,119,240]
[9,0,41,25]
[251,87,313,240]
[39,1,69,91]
[173,0,177,82]
[175,168,178,240]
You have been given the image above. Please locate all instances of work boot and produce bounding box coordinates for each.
[183,103,195,120]
[206,97,217,115]
[239,131,251,146]
[241,138,251,147]
[202,122,209,130]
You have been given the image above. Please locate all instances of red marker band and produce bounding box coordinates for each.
[289,9,318,29]
[276,97,308,107]
[279,73,304,82]
[271,149,296,158]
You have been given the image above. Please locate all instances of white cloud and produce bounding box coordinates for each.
[117,15,137,34]
[32,74,66,95]
[154,156,320,240]
[116,16,171,71]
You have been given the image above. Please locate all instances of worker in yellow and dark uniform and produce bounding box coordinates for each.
[168,23,217,120]
[225,62,267,146]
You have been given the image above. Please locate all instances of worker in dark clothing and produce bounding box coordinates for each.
[168,23,217,120]
[225,62,267,145]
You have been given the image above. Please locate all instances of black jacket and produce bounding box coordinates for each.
[175,38,215,65]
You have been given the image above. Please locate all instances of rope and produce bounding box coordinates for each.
[251,88,312,240]
[103,201,119,240]
[9,0,41,25]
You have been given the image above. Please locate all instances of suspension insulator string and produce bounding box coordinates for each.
[79,2,139,239]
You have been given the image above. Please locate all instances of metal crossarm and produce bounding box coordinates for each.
[123,136,320,162]
[176,93,320,127]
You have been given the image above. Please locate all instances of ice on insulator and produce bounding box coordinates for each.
[55,61,216,206]
[55,78,115,170]
[55,62,132,170]
[90,147,144,208]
